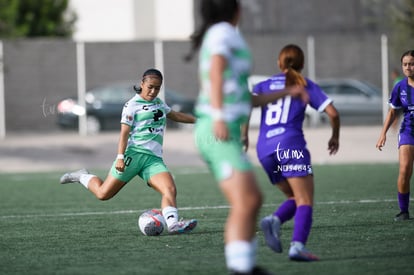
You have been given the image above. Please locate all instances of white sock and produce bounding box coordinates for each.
[162,206,178,228]
[225,240,255,273]
[79,174,95,189]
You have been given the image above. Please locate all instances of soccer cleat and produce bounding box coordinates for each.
[394,211,410,221]
[168,219,197,234]
[260,215,282,253]
[229,266,274,275]
[59,168,89,184]
[288,241,319,262]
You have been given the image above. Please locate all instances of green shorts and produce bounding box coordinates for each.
[194,118,253,182]
[110,150,169,183]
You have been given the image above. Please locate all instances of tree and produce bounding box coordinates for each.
[0,0,76,38]
[360,0,414,65]
[390,0,414,54]
[0,0,20,37]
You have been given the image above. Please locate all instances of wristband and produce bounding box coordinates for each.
[211,108,224,121]
[116,154,124,160]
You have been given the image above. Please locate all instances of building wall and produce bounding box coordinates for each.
[3,40,77,132]
[70,0,136,41]
[69,0,194,41]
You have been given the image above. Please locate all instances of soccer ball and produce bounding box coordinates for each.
[138,209,166,236]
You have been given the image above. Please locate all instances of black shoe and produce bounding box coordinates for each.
[229,266,274,275]
[394,211,410,221]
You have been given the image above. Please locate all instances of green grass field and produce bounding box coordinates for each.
[1,163,413,275]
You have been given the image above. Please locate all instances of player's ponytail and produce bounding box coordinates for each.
[285,68,307,88]
[278,44,307,88]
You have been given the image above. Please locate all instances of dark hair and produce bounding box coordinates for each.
[133,68,163,93]
[401,50,414,63]
[278,44,307,87]
[184,0,240,61]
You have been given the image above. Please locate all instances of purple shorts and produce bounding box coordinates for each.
[259,147,313,184]
[398,132,414,148]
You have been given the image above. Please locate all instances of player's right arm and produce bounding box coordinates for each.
[251,85,309,107]
[117,100,134,172]
[210,54,229,141]
[115,123,130,172]
[377,86,401,151]
[376,108,397,151]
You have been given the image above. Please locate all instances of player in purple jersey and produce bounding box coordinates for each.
[252,44,340,261]
[376,50,414,221]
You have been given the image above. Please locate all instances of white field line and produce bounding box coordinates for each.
[1,198,410,219]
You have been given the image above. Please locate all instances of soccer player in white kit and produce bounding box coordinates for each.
[60,68,197,234]
[185,1,309,274]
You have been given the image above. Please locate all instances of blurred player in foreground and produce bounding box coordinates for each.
[60,68,197,234]
[376,50,414,221]
[185,1,308,274]
[253,44,340,261]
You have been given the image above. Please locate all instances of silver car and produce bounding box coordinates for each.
[316,78,383,125]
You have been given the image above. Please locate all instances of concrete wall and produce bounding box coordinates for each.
[3,40,77,132]
[1,33,397,133]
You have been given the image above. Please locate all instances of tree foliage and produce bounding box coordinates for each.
[390,0,414,58]
[393,0,414,32]
[0,0,76,38]
[391,0,414,38]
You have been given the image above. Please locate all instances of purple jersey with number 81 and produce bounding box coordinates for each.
[253,73,332,159]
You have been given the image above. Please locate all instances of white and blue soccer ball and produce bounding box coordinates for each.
[138,209,166,236]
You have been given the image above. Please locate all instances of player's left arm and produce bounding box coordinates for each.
[167,110,196,123]
[324,103,340,155]
[240,122,249,152]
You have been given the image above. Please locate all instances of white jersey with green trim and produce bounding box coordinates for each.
[196,21,252,123]
[120,94,171,158]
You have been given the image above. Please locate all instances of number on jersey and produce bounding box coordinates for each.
[265,96,291,125]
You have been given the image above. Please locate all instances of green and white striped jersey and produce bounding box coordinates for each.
[196,22,252,123]
[121,94,171,158]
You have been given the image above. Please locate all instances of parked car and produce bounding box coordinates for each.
[248,76,383,127]
[317,78,383,125]
[57,82,195,133]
